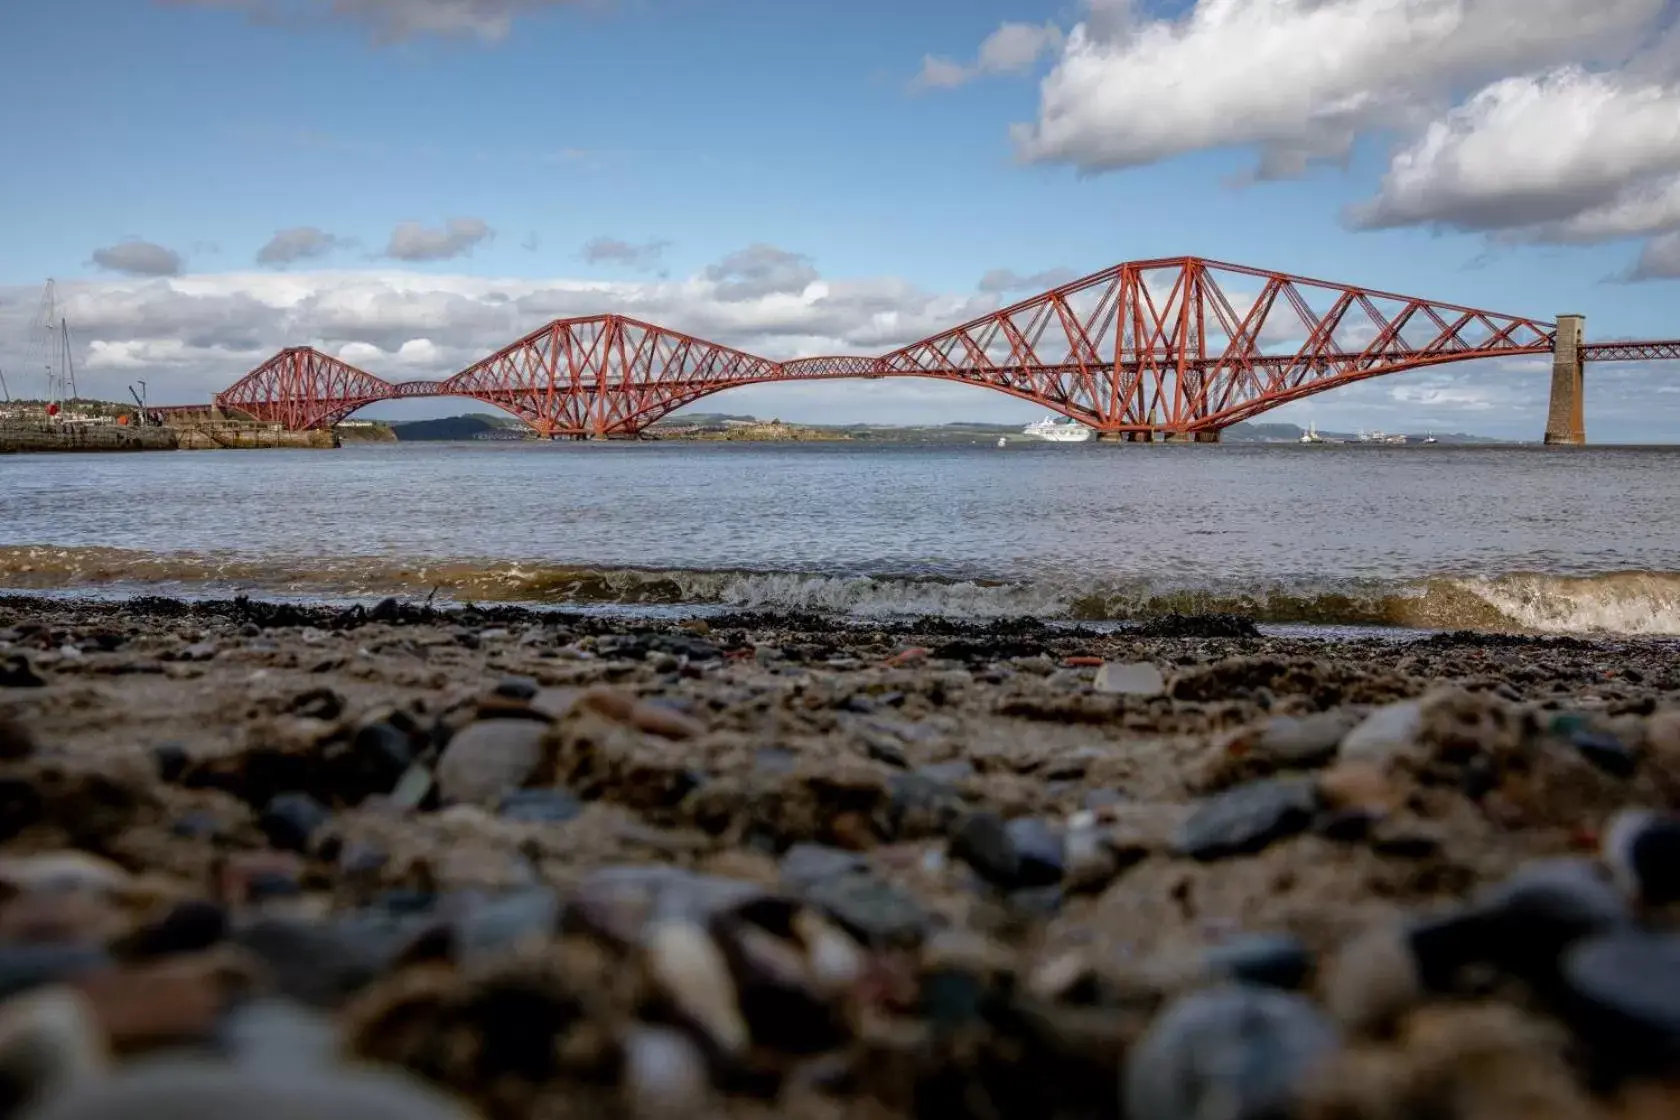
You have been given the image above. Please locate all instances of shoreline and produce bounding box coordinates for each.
[1,592,1678,1114]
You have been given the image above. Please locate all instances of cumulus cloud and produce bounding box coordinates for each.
[582,237,670,271]
[704,244,821,302]
[916,21,1063,89]
[1348,68,1680,237]
[384,217,493,262]
[998,0,1679,276]
[159,0,598,42]
[256,227,346,266]
[977,267,1079,294]
[89,240,184,277]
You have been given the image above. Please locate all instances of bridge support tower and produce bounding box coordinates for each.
[1163,430,1221,443]
[1544,314,1585,445]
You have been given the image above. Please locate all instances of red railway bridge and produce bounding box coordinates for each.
[159,256,1680,444]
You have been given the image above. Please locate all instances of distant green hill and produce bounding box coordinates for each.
[390,414,524,441]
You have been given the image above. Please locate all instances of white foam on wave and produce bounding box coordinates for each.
[1451,572,1680,636]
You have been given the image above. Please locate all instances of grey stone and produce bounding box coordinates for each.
[805,872,932,948]
[1174,778,1318,861]
[1338,701,1424,765]
[779,844,868,891]
[1093,662,1165,697]
[435,720,550,804]
[1123,985,1338,1120]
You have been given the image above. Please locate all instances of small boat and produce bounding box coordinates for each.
[1422,433,1438,445]
[996,436,1007,448]
[1023,415,1094,443]
[1299,422,1324,444]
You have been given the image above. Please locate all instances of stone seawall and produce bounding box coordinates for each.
[0,426,180,454]
[0,425,338,453]
[174,427,339,450]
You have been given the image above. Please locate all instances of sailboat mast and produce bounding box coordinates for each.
[59,317,77,401]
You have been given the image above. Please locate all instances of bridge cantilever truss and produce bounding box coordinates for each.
[160,256,1680,441]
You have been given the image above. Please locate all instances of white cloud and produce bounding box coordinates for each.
[1349,67,1680,237]
[915,21,1063,89]
[582,237,671,271]
[1013,0,1665,174]
[999,0,1679,275]
[257,226,347,266]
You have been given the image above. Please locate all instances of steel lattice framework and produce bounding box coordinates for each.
[165,257,1680,438]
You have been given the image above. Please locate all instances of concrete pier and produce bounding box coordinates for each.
[1163,430,1221,443]
[1544,314,1585,445]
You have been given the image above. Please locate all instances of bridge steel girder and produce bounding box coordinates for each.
[158,257,1679,440]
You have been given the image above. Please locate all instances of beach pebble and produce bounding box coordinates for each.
[434,720,550,804]
[497,788,584,823]
[1474,858,1631,978]
[778,844,867,891]
[1560,931,1680,1060]
[1123,984,1338,1120]
[1338,700,1424,765]
[949,812,1019,886]
[1093,662,1165,697]
[622,1025,711,1120]
[1324,923,1422,1032]
[1174,777,1318,860]
[643,920,749,1054]
[1602,809,1680,905]
[216,998,339,1068]
[450,886,562,962]
[1004,817,1065,887]
[19,1058,475,1120]
[258,793,330,853]
[76,957,230,1052]
[0,986,109,1111]
[1253,710,1361,767]
[344,723,413,795]
[804,872,931,948]
[493,675,539,701]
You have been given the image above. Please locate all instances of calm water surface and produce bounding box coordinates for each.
[3,441,1678,633]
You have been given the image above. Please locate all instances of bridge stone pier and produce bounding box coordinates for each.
[1545,314,1586,445]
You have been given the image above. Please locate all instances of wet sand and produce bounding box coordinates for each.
[1,593,1678,1118]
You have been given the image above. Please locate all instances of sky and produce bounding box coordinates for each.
[1,0,1678,440]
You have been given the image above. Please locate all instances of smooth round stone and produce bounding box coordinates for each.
[1562,931,1680,1059]
[435,720,550,805]
[20,1058,473,1120]
[804,872,932,948]
[258,793,330,854]
[496,788,583,823]
[1603,809,1680,905]
[778,844,868,891]
[1254,711,1360,768]
[493,675,540,701]
[1475,858,1631,977]
[346,723,413,794]
[1093,662,1165,697]
[1003,817,1065,887]
[950,812,1020,886]
[1173,778,1319,861]
[216,998,339,1068]
[1123,984,1339,1120]
[1570,728,1637,778]
[448,887,562,963]
[1337,701,1424,766]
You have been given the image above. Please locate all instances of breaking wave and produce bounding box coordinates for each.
[1,546,1678,637]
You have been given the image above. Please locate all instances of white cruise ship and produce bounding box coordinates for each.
[1022,415,1094,442]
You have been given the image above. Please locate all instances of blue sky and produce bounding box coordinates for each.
[1,0,1677,439]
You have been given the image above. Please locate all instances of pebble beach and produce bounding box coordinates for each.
[1,593,1679,1118]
